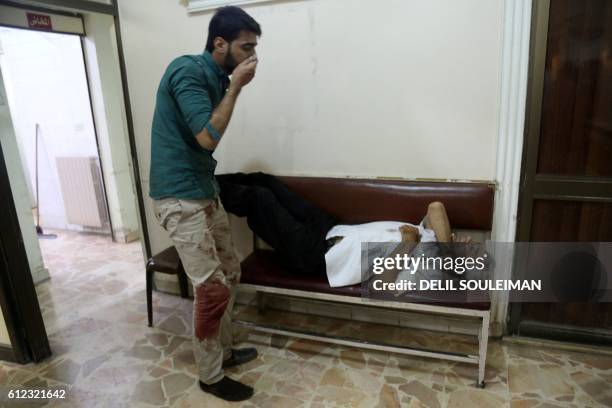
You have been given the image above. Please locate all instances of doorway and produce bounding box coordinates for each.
[0,26,112,243]
[0,0,150,366]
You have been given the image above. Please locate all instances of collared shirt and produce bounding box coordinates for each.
[149,51,230,200]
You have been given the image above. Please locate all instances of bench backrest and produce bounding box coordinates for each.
[279,176,495,231]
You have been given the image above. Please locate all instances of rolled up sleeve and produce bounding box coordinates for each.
[169,60,216,137]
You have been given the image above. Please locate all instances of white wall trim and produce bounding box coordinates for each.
[188,0,279,13]
[491,0,533,335]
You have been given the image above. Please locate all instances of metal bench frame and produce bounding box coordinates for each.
[235,282,490,388]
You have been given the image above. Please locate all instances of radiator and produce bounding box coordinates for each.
[56,156,109,228]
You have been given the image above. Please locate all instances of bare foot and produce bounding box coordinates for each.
[399,225,420,243]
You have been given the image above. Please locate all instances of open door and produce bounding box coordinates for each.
[0,136,50,363]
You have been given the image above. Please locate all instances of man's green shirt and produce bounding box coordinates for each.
[149,51,229,200]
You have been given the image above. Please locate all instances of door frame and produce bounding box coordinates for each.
[0,0,151,362]
[110,0,152,257]
[508,0,550,336]
[509,0,612,341]
[0,141,50,363]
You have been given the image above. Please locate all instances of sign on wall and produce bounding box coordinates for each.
[26,13,53,31]
[0,4,84,35]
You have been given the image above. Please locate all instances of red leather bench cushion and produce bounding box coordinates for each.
[279,176,495,230]
[241,250,363,297]
[241,250,490,310]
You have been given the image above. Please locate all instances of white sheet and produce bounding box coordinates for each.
[324,221,436,287]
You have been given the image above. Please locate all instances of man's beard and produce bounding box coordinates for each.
[224,49,239,74]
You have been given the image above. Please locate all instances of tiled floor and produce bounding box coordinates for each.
[0,229,611,407]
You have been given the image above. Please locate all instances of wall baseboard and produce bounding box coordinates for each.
[505,334,612,356]
[31,265,50,285]
[517,320,612,347]
[113,228,140,243]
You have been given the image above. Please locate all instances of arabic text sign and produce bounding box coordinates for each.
[27,13,52,30]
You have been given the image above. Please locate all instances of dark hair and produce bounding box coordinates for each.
[205,6,262,52]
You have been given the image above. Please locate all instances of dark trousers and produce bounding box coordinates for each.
[216,172,337,276]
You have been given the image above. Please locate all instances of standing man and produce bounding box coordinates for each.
[149,6,261,402]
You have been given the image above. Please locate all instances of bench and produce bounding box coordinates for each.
[234,176,495,387]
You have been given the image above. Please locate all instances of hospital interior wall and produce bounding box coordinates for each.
[118,0,505,333]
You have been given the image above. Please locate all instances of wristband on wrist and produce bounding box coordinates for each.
[205,122,222,141]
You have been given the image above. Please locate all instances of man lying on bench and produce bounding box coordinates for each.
[217,172,472,287]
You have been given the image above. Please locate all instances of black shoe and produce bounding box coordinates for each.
[199,376,253,402]
[222,347,258,368]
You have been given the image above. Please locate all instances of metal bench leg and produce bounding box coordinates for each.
[177,263,190,299]
[146,266,154,327]
[257,291,267,314]
[477,311,490,388]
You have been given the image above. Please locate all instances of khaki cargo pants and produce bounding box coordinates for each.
[153,197,241,385]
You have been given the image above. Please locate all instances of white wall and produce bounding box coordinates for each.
[118,0,503,257]
[0,27,100,230]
